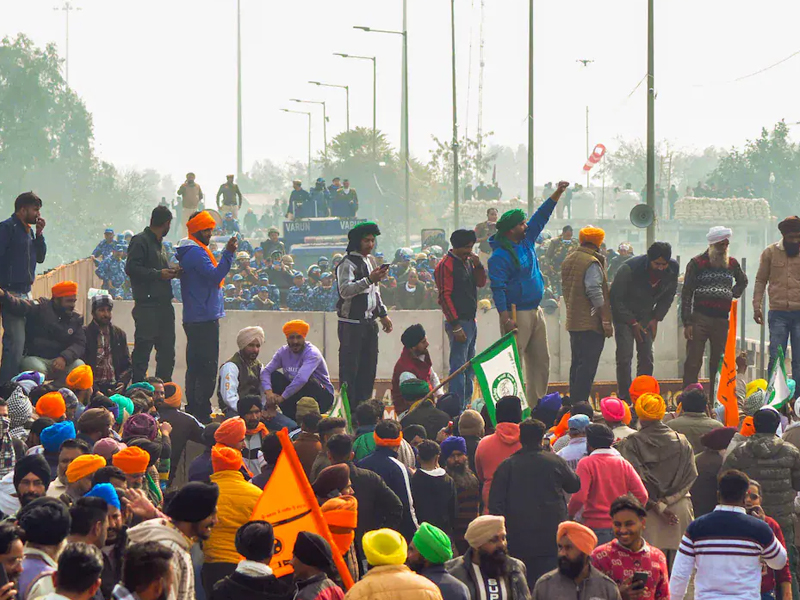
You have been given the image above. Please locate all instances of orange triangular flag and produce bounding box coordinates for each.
[716,299,740,427]
[251,428,354,589]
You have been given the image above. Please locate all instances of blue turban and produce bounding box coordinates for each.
[12,371,44,386]
[440,436,468,462]
[40,421,76,453]
[539,392,563,413]
[84,483,121,509]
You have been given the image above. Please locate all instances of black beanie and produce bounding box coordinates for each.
[18,497,70,545]
[14,454,52,489]
[495,396,522,424]
[754,408,781,434]
[450,229,477,249]
[586,423,615,450]
[293,531,334,570]
[201,423,221,448]
[164,482,219,523]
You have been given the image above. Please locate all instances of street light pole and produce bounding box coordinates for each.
[527,0,534,215]
[334,54,377,156]
[577,59,594,189]
[451,0,459,230]
[646,0,656,247]
[54,1,81,86]
[236,0,243,180]
[354,21,410,245]
[309,82,350,131]
[290,99,327,160]
[280,109,312,183]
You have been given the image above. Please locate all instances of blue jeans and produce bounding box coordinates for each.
[768,310,800,398]
[0,292,28,383]
[446,319,477,410]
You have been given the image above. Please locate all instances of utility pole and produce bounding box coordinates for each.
[54,1,81,86]
[334,54,377,156]
[451,0,459,230]
[646,0,655,247]
[577,59,594,189]
[309,82,350,131]
[527,0,534,215]
[236,0,243,180]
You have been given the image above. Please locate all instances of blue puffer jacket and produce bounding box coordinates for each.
[0,215,46,293]
[487,198,556,312]
[175,239,233,323]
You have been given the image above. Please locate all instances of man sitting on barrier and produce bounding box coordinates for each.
[0,281,86,381]
[260,319,334,421]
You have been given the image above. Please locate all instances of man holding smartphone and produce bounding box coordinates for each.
[434,229,487,410]
[591,496,670,600]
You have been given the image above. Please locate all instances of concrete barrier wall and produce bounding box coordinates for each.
[111,300,683,397]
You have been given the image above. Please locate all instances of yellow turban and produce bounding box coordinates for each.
[66,365,94,391]
[635,392,666,422]
[362,529,407,566]
[579,226,606,247]
[282,320,310,338]
[66,454,106,483]
[746,379,768,399]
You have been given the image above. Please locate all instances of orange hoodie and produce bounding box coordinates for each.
[474,422,521,512]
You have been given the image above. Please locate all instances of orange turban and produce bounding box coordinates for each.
[374,431,403,448]
[66,365,94,391]
[211,445,243,472]
[740,416,755,437]
[36,392,66,419]
[187,211,217,235]
[51,281,78,298]
[163,383,182,408]
[112,446,150,474]
[557,521,598,556]
[635,392,666,422]
[66,454,106,483]
[579,226,605,248]
[321,495,358,555]
[282,320,310,338]
[214,417,246,447]
[630,375,660,402]
[549,412,571,446]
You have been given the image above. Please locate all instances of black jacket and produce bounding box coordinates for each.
[348,462,403,538]
[401,401,451,441]
[488,446,580,568]
[609,253,679,325]
[159,405,205,480]
[411,469,458,536]
[83,321,131,386]
[1,294,85,362]
[125,227,173,303]
[211,571,293,600]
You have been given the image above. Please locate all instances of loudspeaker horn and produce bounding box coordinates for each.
[629,204,654,229]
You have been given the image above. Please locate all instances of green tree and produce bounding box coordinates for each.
[0,34,161,267]
[708,121,800,217]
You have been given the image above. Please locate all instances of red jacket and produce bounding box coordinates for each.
[391,347,434,404]
[434,251,487,324]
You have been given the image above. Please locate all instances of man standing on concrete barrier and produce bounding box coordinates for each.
[610,242,679,402]
[488,180,569,406]
[435,229,487,409]
[754,216,800,400]
[336,221,393,409]
[177,210,236,423]
[0,192,46,383]
[561,226,614,404]
[126,206,179,384]
[681,226,748,397]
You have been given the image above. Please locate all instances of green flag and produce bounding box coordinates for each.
[329,383,353,431]
[471,332,530,426]
[766,346,793,409]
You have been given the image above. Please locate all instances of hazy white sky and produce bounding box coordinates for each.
[3,0,800,188]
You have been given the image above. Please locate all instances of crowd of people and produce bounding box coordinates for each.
[0,184,797,600]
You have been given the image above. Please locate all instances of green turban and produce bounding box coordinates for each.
[126,382,155,395]
[399,378,431,402]
[496,209,526,233]
[110,394,134,425]
[412,522,453,564]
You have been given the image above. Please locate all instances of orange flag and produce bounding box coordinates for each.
[716,299,739,427]
[250,429,355,589]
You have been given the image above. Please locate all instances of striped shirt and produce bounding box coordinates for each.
[670,505,787,600]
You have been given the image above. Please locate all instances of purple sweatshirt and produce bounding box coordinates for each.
[260,342,334,399]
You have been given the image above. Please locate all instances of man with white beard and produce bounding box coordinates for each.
[681,226,748,398]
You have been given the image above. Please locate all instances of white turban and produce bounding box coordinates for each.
[707,226,732,244]
[236,326,265,351]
